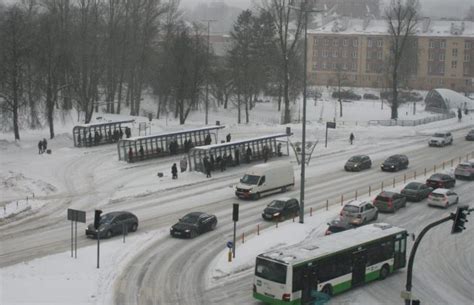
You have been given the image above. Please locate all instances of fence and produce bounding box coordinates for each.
[233,151,474,249]
[368,112,455,127]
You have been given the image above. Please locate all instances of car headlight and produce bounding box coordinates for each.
[354,164,358,167]
[170,227,174,231]
[185,229,190,233]
[273,212,280,217]
[391,165,395,168]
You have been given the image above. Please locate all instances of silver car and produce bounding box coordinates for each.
[454,161,474,180]
[339,200,378,225]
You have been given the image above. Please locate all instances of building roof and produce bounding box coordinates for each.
[308,17,474,38]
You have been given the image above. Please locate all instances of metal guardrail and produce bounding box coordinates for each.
[368,112,456,127]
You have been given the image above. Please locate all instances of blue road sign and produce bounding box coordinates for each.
[227,241,233,249]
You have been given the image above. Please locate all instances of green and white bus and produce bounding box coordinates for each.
[253,223,407,305]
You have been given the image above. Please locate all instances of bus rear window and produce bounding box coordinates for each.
[255,258,287,284]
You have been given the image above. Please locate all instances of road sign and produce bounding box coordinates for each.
[67,209,86,223]
[227,241,233,249]
[326,122,336,129]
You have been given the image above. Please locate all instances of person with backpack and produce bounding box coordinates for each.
[349,133,355,145]
[171,163,178,179]
[38,140,43,154]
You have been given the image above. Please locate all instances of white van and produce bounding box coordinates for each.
[235,162,295,200]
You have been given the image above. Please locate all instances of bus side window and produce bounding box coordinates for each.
[292,266,303,292]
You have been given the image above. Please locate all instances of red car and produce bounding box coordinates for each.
[426,173,456,189]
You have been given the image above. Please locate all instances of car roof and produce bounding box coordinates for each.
[457,161,474,166]
[345,199,370,207]
[350,154,368,158]
[431,188,450,194]
[376,191,397,197]
[429,173,450,178]
[406,181,423,186]
[272,197,296,202]
[103,211,133,217]
[184,212,210,218]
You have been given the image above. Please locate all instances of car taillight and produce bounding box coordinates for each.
[325,230,331,235]
[282,293,291,301]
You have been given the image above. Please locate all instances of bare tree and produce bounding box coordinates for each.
[385,0,418,119]
[465,6,474,21]
[263,0,305,124]
[330,64,349,117]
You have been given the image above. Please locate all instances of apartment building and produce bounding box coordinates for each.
[307,17,474,92]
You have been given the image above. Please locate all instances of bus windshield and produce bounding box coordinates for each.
[255,258,287,284]
[241,174,261,185]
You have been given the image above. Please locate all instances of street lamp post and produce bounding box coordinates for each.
[289,0,323,224]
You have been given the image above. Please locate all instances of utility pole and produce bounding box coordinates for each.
[202,19,217,125]
[289,0,323,224]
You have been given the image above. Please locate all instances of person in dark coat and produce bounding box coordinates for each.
[38,140,43,154]
[234,148,240,166]
[220,154,227,172]
[125,127,131,138]
[203,157,211,178]
[119,127,124,139]
[277,143,282,157]
[77,134,81,146]
[128,147,133,162]
[263,145,269,163]
[171,163,178,179]
[349,133,355,145]
[246,146,252,163]
[458,108,462,122]
[42,138,48,152]
[226,133,231,142]
[139,145,144,160]
[205,134,212,145]
[210,154,215,171]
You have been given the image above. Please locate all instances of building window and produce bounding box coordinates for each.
[367,51,372,59]
[366,62,370,72]
[324,39,329,46]
[333,40,338,47]
[342,50,347,58]
[466,79,470,86]
[377,40,383,47]
[440,65,445,74]
[332,63,337,70]
[332,50,338,57]
[343,63,347,70]
[377,51,382,60]
[440,53,445,61]
[353,39,358,47]
[352,62,357,71]
[451,61,457,69]
[428,65,432,73]
[463,65,470,75]
[440,41,446,49]
[429,41,435,48]
[323,50,328,58]
[439,79,444,85]
[343,39,348,46]
[452,49,458,57]
[352,51,357,58]
[322,62,327,69]
[464,53,470,61]
[465,41,471,49]
[368,39,373,47]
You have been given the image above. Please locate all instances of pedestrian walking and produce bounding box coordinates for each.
[38,140,43,154]
[349,133,355,145]
[203,157,211,178]
[263,145,269,163]
[220,155,226,172]
[234,148,240,166]
[180,157,188,172]
[458,108,462,122]
[42,138,48,152]
[171,163,178,179]
[226,133,231,142]
[277,143,282,157]
[128,147,133,162]
[246,146,252,163]
[205,134,212,145]
[139,145,144,160]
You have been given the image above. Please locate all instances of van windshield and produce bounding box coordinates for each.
[241,174,260,185]
[433,133,445,137]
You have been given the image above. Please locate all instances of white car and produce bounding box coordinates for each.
[339,200,378,225]
[428,132,453,147]
[427,188,459,208]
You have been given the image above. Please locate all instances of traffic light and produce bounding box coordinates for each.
[451,205,469,234]
[232,203,239,222]
[94,209,103,230]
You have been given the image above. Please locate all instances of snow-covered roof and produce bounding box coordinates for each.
[308,18,474,38]
[427,89,474,110]
[191,133,290,150]
[258,223,406,266]
[120,125,225,142]
[74,119,135,129]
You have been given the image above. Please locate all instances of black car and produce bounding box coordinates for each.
[400,182,433,201]
[345,155,372,171]
[466,129,474,141]
[363,93,379,100]
[262,198,300,221]
[85,211,138,239]
[373,191,406,212]
[426,173,456,189]
[381,154,409,172]
[332,90,361,100]
[325,219,355,235]
[170,212,217,238]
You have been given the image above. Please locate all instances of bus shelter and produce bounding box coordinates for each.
[73,119,135,147]
[117,125,225,162]
[188,132,292,173]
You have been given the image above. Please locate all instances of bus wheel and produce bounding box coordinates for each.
[379,265,389,280]
[321,285,333,297]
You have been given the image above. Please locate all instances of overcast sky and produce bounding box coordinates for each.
[180,0,472,19]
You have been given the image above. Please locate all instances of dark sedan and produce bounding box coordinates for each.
[373,191,406,212]
[466,129,474,141]
[262,198,299,221]
[381,154,409,172]
[170,212,217,238]
[401,182,433,201]
[345,155,372,171]
[85,211,138,239]
[426,173,456,189]
[325,219,355,235]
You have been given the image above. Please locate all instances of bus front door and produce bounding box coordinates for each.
[393,237,406,269]
[351,250,367,287]
[301,268,316,305]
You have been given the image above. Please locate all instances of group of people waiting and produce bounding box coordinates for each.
[77,126,132,147]
[37,138,48,154]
